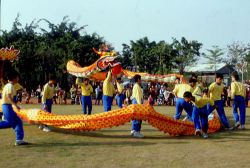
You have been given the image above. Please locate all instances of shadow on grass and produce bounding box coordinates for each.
[209,129,250,142]
[50,128,199,141]
[24,141,157,148]
[100,128,157,133]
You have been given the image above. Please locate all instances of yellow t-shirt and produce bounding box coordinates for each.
[103,71,115,97]
[116,82,124,94]
[193,85,203,97]
[42,83,54,103]
[131,83,143,104]
[76,78,93,96]
[173,84,193,98]
[2,83,15,104]
[231,81,246,99]
[193,95,214,108]
[208,82,224,101]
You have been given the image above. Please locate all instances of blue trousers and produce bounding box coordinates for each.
[131,98,142,132]
[42,99,53,113]
[0,104,24,140]
[116,94,124,108]
[233,95,246,125]
[81,96,92,115]
[175,98,193,120]
[192,106,209,133]
[207,100,230,128]
[103,95,113,112]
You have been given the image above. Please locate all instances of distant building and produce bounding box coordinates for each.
[184,63,235,86]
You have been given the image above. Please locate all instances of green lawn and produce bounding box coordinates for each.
[1,104,250,168]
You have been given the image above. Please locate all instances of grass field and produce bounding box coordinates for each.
[1,104,250,168]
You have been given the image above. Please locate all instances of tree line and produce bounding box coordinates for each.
[0,16,250,91]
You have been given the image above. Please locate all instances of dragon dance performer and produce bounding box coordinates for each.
[184,91,215,139]
[102,69,115,112]
[207,74,232,130]
[230,71,246,130]
[0,70,29,146]
[115,77,125,108]
[76,77,93,115]
[173,78,197,120]
[40,75,56,132]
[130,74,144,138]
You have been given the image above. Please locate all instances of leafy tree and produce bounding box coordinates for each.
[0,15,105,91]
[130,37,159,73]
[225,42,249,68]
[225,42,250,81]
[202,45,224,73]
[118,44,132,70]
[172,37,202,74]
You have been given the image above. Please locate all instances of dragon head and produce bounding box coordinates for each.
[96,55,121,73]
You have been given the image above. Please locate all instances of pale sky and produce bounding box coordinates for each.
[1,0,250,54]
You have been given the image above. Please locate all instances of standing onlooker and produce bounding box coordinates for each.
[57,88,64,104]
[95,84,102,105]
[75,86,82,104]
[149,84,156,105]
[36,85,42,104]
[70,85,76,104]
[231,71,246,129]
[148,93,154,106]
[157,85,165,105]
[62,90,67,104]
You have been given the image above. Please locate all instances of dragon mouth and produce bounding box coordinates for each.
[97,56,121,70]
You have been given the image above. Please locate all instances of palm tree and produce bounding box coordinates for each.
[203,45,224,74]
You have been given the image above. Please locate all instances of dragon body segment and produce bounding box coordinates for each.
[14,104,221,136]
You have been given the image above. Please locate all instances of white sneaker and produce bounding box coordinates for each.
[240,125,245,130]
[15,140,29,146]
[224,127,234,131]
[208,113,214,120]
[234,122,240,129]
[130,130,135,136]
[133,131,144,138]
[195,129,202,136]
[202,133,209,139]
[43,126,51,132]
[38,125,44,130]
